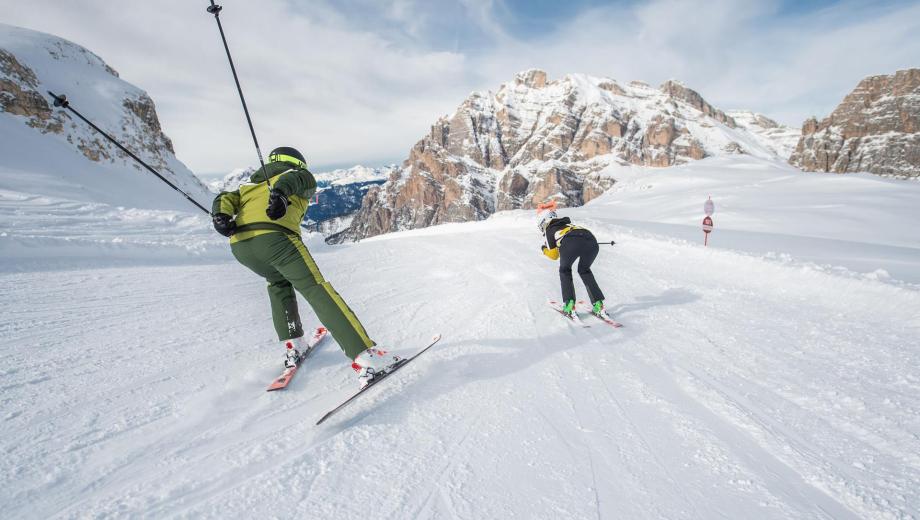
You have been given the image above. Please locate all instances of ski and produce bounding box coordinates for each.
[266,326,328,391]
[316,334,442,425]
[577,302,624,328]
[548,300,589,327]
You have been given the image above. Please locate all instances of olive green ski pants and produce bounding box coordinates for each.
[230,232,374,359]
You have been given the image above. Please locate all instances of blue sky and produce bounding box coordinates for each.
[2,0,918,176]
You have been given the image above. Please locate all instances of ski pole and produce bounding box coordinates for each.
[597,240,616,245]
[205,1,268,185]
[47,91,210,215]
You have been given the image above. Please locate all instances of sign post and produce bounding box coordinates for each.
[703,196,714,246]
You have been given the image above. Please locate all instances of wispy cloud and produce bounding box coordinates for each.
[1,0,917,174]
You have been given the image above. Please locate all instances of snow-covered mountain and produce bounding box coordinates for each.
[0,23,211,209]
[313,165,393,187]
[331,70,795,243]
[790,68,920,178]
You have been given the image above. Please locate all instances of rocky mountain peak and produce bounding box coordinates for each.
[516,68,548,89]
[659,80,737,128]
[789,68,920,178]
[329,70,788,243]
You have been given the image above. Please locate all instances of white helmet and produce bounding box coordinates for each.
[538,210,557,232]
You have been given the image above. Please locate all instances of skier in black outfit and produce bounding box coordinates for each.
[539,206,609,319]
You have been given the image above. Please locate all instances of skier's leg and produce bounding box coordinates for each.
[231,239,303,340]
[576,237,605,303]
[270,234,375,360]
[558,244,578,303]
[266,277,303,340]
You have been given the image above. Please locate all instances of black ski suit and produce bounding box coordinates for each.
[542,217,605,304]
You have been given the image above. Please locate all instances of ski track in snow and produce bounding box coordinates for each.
[1,212,918,519]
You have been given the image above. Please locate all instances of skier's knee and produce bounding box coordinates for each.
[268,279,292,289]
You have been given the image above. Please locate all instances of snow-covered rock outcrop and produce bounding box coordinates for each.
[727,110,800,160]
[0,23,210,210]
[789,68,920,179]
[331,70,787,243]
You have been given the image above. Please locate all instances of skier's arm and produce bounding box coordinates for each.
[212,190,241,217]
[273,167,317,200]
[541,227,560,260]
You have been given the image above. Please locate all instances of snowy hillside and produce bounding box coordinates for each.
[2,155,918,518]
[0,23,210,209]
[0,24,223,269]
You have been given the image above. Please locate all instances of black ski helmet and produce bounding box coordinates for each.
[268,146,307,168]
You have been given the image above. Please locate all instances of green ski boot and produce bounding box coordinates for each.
[562,299,576,317]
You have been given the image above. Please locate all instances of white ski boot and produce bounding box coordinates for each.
[282,336,309,370]
[351,348,402,389]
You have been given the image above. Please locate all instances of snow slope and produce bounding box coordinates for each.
[1,158,919,519]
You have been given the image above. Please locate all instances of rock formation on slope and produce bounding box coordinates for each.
[330,70,783,243]
[789,69,920,179]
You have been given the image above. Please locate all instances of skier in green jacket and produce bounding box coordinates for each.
[212,146,398,388]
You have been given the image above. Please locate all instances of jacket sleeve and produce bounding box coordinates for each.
[544,226,558,249]
[542,245,560,260]
[274,167,317,200]
[212,190,241,216]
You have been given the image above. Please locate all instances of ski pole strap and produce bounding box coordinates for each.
[234,222,302,239]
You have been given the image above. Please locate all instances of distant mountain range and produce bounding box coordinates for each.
[2,23,917,245]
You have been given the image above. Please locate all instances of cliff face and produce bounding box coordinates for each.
[789,69,920,178]
[331,70,783,243]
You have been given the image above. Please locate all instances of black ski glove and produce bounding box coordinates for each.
[212,213,236,237]
[266,189,289,220]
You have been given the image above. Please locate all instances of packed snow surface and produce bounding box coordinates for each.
[1,157,919,519]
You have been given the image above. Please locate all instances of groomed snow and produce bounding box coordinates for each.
[1,157,918,519]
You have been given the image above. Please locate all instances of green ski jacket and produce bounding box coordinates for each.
[212,161,317,244]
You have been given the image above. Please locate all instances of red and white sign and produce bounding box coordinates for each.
[702,216,713,233]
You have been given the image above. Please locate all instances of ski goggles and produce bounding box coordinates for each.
[268,153,307,169]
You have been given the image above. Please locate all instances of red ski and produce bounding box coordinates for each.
[266,326,328,391]
[577,301,624,328]
[548,299,589,327]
